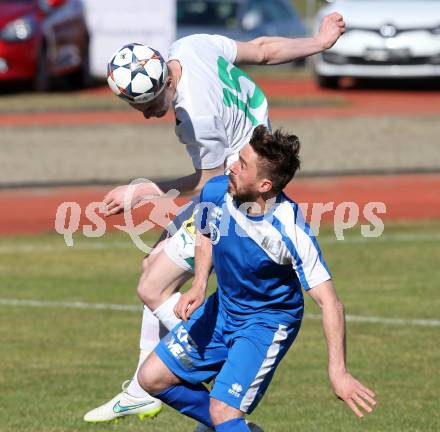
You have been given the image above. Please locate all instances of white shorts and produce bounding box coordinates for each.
[163,198,197,273]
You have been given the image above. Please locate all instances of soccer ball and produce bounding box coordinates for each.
[107,43,168,104]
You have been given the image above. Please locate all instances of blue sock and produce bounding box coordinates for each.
[215,417,250,432]
[155,383,213,428]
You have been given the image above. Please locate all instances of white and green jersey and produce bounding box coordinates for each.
[168,34,270,170]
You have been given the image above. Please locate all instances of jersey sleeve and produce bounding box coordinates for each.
[293,229,331,290]
[176,115,228,169]
[291,209,331,290]
[204,34,237,63]
[169,34,237,64]
[276,203,331,290]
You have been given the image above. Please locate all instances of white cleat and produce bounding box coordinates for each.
[83,381,162,423]
[193,420,264,431]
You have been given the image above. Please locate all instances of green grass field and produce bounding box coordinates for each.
[1,221,439,432]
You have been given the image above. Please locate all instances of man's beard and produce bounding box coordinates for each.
[230,187,259,204]
[228,175,258,202]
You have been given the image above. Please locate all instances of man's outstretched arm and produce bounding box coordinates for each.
[103,165,224,216]
[235,12,345,65]
[307,280,377,418]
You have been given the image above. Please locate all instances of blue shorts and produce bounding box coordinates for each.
[155,293,301,413]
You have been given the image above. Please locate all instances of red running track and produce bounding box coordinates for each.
[0,174,438,236]
[1,79,439,126]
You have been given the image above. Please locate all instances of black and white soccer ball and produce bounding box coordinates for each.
[107,43,168,104]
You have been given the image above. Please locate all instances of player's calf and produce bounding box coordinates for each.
[209,399,244,425]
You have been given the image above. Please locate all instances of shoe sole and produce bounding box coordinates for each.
[137,406,163,421]
[85,405,163,424]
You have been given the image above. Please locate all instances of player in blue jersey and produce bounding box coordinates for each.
[85,13,347,426]
[135,126,377,431]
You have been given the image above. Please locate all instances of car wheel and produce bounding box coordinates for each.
[316,74,340,89]
[33,45,52,92]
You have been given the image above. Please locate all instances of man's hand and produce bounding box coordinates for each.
[174,285,206,323]
[330,371,376,418]
[103,182,163,217]
[317,12,346,50]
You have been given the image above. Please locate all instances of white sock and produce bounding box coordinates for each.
[126,306,164,398]
[126,298,181,398]
[153,292,182,331]
[139,305,162,352]
[126,349,151,398]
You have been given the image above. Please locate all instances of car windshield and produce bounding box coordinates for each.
[177,1,239,27]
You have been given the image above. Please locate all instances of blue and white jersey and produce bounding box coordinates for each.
[197,175,331,326]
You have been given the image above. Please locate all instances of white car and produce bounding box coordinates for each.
[313,0,440,87]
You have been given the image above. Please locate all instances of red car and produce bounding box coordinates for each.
[0,0,89,90]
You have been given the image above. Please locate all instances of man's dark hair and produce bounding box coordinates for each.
[250,125,301,193]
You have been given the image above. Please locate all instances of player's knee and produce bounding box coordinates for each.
[137,276,154,307]
[209,399,241,424]
[137,259,159,308]
[137,360,162,395]
[141,252,156,273]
